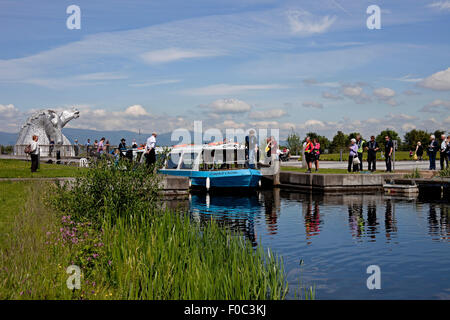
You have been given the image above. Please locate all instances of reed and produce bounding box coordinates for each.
[44,158,289,299]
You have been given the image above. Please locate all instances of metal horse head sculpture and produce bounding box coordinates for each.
[45,109,80,144]
[15,108,80,150]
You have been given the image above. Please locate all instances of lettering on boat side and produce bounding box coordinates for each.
[184,304,266,317]
[366,265,381,290]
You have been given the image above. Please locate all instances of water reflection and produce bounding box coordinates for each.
[263,189,281,236]
[185,190,450,299]
[428,203,450,241]
[303,196,322,244]
[187,190,449,246]
[189,192,263,246]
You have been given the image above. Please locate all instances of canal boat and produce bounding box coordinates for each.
[158,143,262,190]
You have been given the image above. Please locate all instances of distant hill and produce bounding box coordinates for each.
[0,128,191,147]
[0,132,18,145]
[1,128,286,147]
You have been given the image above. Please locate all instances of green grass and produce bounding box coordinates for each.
[0,181,82,299]
[0,159,84,178]
[0,181,32,244]
[1,160,290,300]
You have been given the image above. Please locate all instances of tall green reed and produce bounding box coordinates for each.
[48,158,288,299]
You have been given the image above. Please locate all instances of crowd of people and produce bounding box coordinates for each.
[301,133,450,173]
[25,130,449,174]
[81,133,158,168]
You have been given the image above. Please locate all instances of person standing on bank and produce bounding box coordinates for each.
[97,137,105,157]
[384,136,394,172]
[145,132,157,168]
[415,141,423,161]
[348,138,359,172]
[313,137,320,172]
[304,136,314,173]
[356,134,365,171]
[73,139,79,157]
[440,134,448,170]
[366,135,379,172]
[427,135,439,170]
[85,139,91,156]
[30,135,40,173]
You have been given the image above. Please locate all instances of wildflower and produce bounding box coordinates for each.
[108,260,112,266]
[93,253,99,259]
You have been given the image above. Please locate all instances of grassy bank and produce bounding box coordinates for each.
[0,159,84,178]
[0,159,289,300]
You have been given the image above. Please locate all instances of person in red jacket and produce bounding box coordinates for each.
[313,138,320,172]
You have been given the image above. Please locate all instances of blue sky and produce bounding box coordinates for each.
[0,0,449,139]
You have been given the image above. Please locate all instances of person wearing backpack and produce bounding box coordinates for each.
[29,135,40,172]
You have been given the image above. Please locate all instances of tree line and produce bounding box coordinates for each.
[286,128,446,155]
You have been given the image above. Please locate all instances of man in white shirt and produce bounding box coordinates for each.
[145,132,157,167]
[30,135,40,172]
[441,134,448,170]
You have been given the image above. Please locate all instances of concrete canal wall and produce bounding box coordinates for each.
[277,171,404,193]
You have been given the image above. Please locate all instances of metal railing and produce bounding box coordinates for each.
[15,144,75,157]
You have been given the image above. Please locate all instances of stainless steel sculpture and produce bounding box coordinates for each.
[15,108,80,156]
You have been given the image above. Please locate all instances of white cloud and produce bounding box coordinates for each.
[128,79,181,87]
[0,104,20,118]
[249,121,279,128]
[0,104,24,131]
[428,1,450,11]
[139,48,223,64]
[302,101,324,109]
[219,120,247,129]
[373,87,398,106]
[200,99,252,114]
[303,78,340,88]
[249,109,287,119]
[184,83,288,96]
[300,119,326,128]
[124,105,149,117]
[287,9,336,36]
[419,99,450,113]
[418,67,450,91]
[403,90,421,96]
[341,85,371,104]
[393,74,423,83]
[60,104,189,134]
[402,123,416,131]
[322,92,343,100]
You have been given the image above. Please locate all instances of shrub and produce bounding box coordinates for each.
[50,158,161,226]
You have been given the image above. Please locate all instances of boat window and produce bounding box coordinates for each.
[165,153,180,169]
[180,152,198,169]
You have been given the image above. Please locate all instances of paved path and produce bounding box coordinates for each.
[281,159,434,171]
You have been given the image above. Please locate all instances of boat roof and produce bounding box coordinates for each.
[167,143,245,152]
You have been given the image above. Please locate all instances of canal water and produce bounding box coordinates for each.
[187,190,450,299]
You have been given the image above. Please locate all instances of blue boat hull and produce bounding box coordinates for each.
[158,169,262,188]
